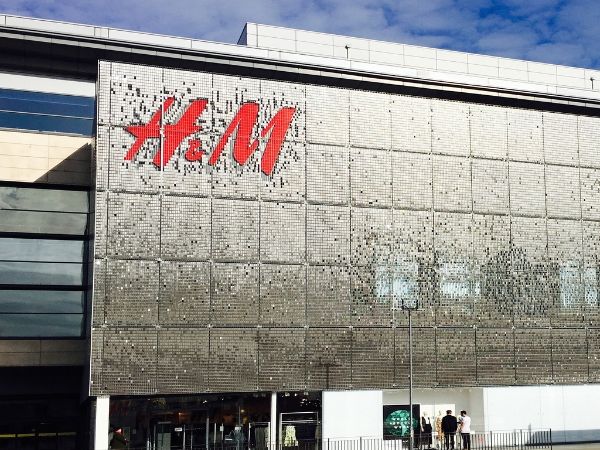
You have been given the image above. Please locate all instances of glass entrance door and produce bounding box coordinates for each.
[184,424,208,450]
[154,422,173,450]
[152,419,209,450]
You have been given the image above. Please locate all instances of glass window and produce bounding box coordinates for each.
[0,313,83,337]
[0,88,94,114]
[0,184,89,339]
[0,186,88,213]
[0,210,87,235]
[0,95,94,118]
[0,238,84,262]
[0,261,83,285]
[0,111,93,135]
[0,290,84,313]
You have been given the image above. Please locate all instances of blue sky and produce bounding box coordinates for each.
[1,0,599,68]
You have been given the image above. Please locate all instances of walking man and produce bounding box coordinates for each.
[441,410,458,450]
[459,411,471,450]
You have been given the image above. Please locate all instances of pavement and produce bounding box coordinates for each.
[552,445,600,450]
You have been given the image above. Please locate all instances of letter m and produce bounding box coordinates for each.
[208,103,296,176]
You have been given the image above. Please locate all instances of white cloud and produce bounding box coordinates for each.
[0,0,598,68]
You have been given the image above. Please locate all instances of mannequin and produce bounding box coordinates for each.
[283,425,297,447]
[435,410,444,449]
[233,426,244,450]
[421,412,433,449]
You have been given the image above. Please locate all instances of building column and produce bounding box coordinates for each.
[270,392,278,450]
[93,396,110,450]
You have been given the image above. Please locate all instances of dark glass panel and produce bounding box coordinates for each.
[0,262,83,285]
[0,313,83,337]
[0,186,88,212]
[0,290,84,313]
[0,111,93,135]
[0,210,87,235]
[0,238,84,262]
[0,88,94,109]
[0,94,94,118]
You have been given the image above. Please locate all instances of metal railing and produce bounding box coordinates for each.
[125,429,552,450]
[420,429,553,450]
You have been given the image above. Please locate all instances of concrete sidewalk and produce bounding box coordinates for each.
[547,445,600,450]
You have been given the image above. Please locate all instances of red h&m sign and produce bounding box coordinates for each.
[124,97,296,176]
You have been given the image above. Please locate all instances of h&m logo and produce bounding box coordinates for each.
[124,97,296,176]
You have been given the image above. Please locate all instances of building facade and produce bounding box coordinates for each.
[1,14,600,450]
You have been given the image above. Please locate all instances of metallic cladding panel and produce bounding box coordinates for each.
[475,329,515,385]
[91,60,600,395]
[258,328,306,390]
[157,328,210,393]
[159,261,211,326]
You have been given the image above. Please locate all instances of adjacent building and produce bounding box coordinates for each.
[1,14,600,450]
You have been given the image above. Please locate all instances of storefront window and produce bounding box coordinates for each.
[108,392,322,450]
[110,393,272,450]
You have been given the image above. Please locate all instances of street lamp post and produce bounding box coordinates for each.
[385,251,419,450]
[408,306,414,450]
[392,268,418,450]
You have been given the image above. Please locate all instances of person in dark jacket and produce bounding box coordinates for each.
[110,427,127,449]
[441,410,458,450]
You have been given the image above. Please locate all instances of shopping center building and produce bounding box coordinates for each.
[1,13,600,450]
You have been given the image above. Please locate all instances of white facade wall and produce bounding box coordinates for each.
[322,390,383,440]
[364,385,600,443]
[0,71,95,96]
[246,23,600,100]
[483,385,600,443]
[0,130,92,185]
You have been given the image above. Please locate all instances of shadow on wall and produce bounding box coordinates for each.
[36,143,92,186]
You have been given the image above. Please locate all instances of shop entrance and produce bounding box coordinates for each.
[110,393,272,450]
[277,392,321,450]
[153,420,209,450]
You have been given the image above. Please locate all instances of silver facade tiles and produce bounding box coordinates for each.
[91,61,600,395]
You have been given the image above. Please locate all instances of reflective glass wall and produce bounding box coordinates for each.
[0,184,89,337]
[0,88,94,135]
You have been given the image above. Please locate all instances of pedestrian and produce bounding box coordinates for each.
[441,410,458,450]
[421,412,433,449]
[110,427,127,449]
[459,410,471,450]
